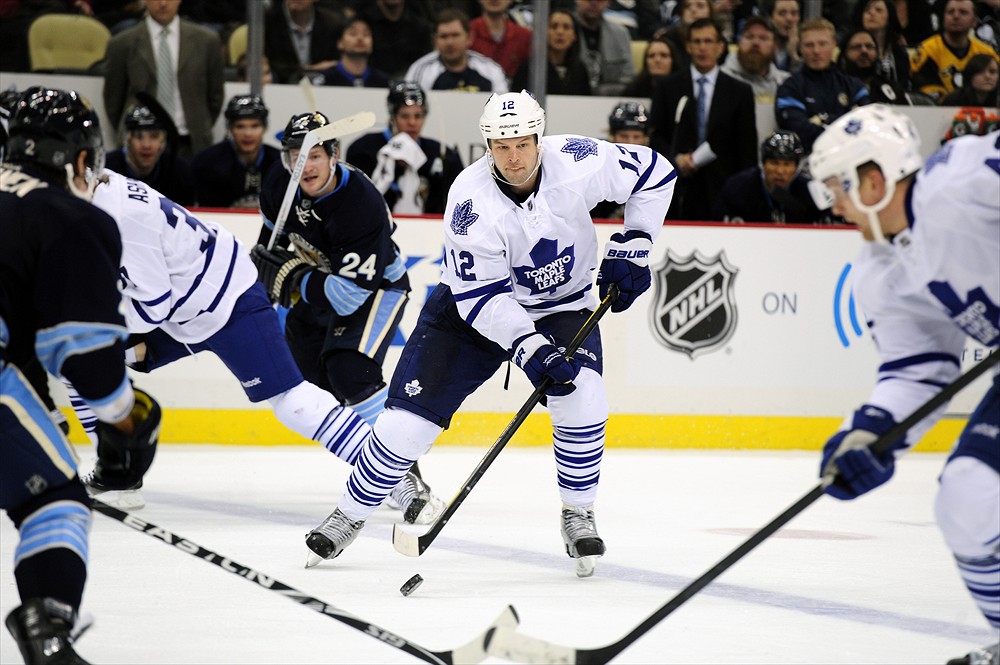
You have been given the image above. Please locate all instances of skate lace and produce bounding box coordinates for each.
[389,472,430,512]
[313,509,363,545]
[561,505,599,541]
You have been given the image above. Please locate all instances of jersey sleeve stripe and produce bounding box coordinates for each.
[451,277,513,302]
[384,253,406,283]
[34,323,128,376]
[631,151,659,194]
[322,274,373,316]
[645,168,678,192]
[139,290,172,307]
[131,299,166,325]
[878,352,961,373]
[196,243,239,318]
[164,241,217,319]
[776,97,807,111]
[461,279,514,325]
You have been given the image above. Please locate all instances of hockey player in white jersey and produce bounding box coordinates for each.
[808,105,999,665]
[303,90,677,575]
[67,170,436,522]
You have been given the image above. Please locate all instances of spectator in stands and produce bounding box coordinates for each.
[775,18,870,153]
[469,0,532,79]
[911,0,999,102]
[236,53,274,84]
[93,0,146,34]
[591,101,650,218]
[313,16,391,87]
[623,36,681,97]
[852,0,911,89]
[721,15,790,103]
[511,7,593,95]
[649,17,757,220]
[767,0,802,72]
[714,130,830,223]
[346,81,464,215]
[263,0,343,84]
[575,0,636,95]
[940,52,1000,105]
[191,94,281,209]
[405,9,508,91]
[894,0,936,46]
[357,0,434,80]
[661,0,716,69]
[103,0,224,159]
[607,0,665,39]
[838,28,912,104]
[107,103,195,205]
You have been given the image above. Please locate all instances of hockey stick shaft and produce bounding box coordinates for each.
[393,285,620,557]
[91,500,513,664]
[488,350,1000,664]
[266,111,376,250]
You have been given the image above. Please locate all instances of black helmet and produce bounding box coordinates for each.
[609,101,648,134]
[225,94,268,125]
[124,104,164,132]
[6,86,104,176]
[761,131,804,162]
[387,81,427,117]
[0,87,21,121]
[280,112,337,170]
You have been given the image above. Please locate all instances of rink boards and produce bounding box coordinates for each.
[56,213,991,452]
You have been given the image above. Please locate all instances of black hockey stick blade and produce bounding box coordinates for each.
[91,500,519,664]
[393,285,620,558]
[486,350,999,664]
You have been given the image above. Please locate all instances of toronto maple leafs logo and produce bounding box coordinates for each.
[561,137,599,162]
[924,142,954,175]
[512,238,575,295]
[450,199,478,236]
[844,119,863,135]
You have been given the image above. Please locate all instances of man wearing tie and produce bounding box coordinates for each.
[104,0,224,159]
[649,18,758,221]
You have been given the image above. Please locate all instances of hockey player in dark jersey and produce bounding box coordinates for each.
[191,94,281,208]
[105,104,195,206]
[714,130,832,223]
[0,86,161,664]
[345,82,464,215]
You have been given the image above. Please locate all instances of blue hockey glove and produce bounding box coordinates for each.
[512,333,580,397]
[597,230,653,312]
[820,404,900,500]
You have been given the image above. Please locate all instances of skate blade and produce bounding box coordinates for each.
[87,488,145,510]
[304,552,324,569]
[575,556,596,578]
[411,494,446,525]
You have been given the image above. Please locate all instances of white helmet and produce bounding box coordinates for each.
[808,104,922,242]
[479,90,545,146]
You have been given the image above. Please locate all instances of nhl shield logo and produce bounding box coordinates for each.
[650,250,738,358]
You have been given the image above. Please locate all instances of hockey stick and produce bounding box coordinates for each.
[266,111,376,250]
[486,350,1000,664]
[393,285,620,558]
[91,500,518,664]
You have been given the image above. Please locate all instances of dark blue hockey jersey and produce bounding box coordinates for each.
[191,140,281,208]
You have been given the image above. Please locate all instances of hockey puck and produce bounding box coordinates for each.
[400,574,424,597]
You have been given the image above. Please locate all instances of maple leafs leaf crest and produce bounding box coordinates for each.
[512,238,575,295]
[450,199,478,236]
[560,137,599,162]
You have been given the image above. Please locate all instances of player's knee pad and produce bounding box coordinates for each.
[93,388,161,490]
[373,407,442,460]
[8,481,92,567]
[322,350,383,404]
[935,455,1000,559]
[269,380,341,435]
[547,368,609,427]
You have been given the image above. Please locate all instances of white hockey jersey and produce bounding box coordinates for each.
[441,134,676,352]
[851,131,1000,445]
[92,170,258,343]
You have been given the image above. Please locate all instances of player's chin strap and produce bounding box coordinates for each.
[849,177,899,244]
[64,164,99,201]
[485,144,544,189]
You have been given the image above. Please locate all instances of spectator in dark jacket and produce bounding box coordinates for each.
[315,16,391,87]
[512,8,592,95]
[940,53,1000,106]
[264,0,344,83]
[838,28,910,104]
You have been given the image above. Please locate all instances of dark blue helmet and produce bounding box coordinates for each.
[761,131,804,162]
[6,86,104,175]
[123,104,164,132]
[387,81,427,117]
[609,101,648,134]
[225,94,268,125]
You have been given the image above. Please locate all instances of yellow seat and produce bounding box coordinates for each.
[631,40,648,73]
[228,24,247,67]
[28,14,110,73]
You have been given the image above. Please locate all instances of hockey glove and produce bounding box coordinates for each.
[820,404,900,500]
[597,230,653,312]
[92,387,161,491]
[512,333,580,397]
[250,244,313,308]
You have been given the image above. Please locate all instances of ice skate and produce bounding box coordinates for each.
[948,643,1000,665]
[304,508,365,568]
[5,598,90,665]
[560,503,606,578]
[387,471,445,525]
[82,471,145,510]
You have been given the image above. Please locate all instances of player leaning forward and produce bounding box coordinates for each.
[303,90,677,575]
[809,106,999,665]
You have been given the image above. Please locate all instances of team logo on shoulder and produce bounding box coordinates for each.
[513,238,575,295]
[650,250,738,358]
[450,199,478,236]
[295,198,320,227]
[560,137,599,162]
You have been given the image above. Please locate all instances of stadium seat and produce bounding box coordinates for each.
[228,24,247,67]
[631,40,647,73]
[28,14,110,73]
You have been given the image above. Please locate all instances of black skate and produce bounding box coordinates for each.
[947,643,999,665]
[387,471,445,525]
[5,598,89,665]
[304,508,365,568]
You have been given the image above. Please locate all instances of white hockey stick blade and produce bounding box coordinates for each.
[266,111,377,250]
[451,605,520,665]
[392,522,423,557]
[486,625,575,664]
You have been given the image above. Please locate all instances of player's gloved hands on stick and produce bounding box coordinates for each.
[820,404,901,500]
[92,387,162,491]
[597,229,652,313]
[512,333,580,396]
[250,244,313,308]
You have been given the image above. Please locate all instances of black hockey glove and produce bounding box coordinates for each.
[596,230,652,312]
[512,333,580,397]
[250,244,313,308]
[91,387,161,491]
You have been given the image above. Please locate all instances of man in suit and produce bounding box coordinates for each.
[103,0,224,159]
[263,0,345,84]
[649,17,758,221]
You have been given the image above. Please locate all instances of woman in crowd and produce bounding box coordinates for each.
[512,8,592,96]
[623,36,681,98]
